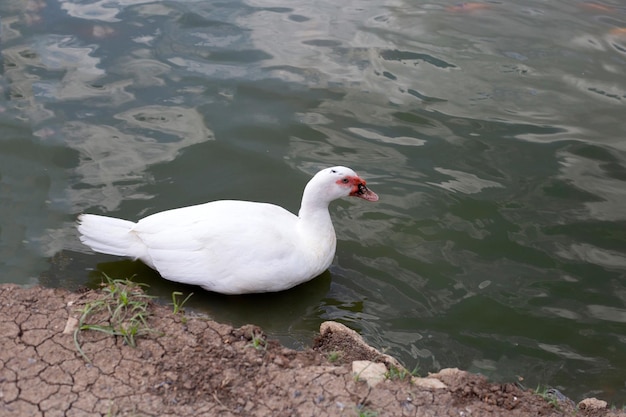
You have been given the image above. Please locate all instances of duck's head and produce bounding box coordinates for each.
[307,166,379,203]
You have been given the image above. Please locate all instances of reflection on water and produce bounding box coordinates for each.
[1,0,626,403]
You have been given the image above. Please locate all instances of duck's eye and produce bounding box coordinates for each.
[342,178,350,184]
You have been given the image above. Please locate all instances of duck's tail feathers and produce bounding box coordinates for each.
[77,214,144,259]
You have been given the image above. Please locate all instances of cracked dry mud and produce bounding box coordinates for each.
[1,284,624,417]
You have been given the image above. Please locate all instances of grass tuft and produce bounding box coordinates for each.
[355,405,378,417]
[327,351,342,363]
[385,363,420,381]
[171,291,193,315]
[246,330,267,351]
[73,274,155,362]
[534,385,560,409]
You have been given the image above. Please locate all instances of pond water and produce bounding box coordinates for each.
[1,0,626,403]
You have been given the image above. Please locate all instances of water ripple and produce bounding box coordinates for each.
[2,0,626,403]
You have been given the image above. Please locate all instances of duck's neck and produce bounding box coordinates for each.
[297,191,335,236]
[298,199,332,228]
[297,187,338,270]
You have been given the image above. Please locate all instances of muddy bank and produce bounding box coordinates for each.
[0,284,623,417]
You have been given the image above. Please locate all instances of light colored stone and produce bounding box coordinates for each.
[430,368,462,377]
[578,397,608,410]
[63,316,79,334]
[411,376,447,390]
[352,360,387,387]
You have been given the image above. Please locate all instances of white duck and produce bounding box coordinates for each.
[77,166,378,294]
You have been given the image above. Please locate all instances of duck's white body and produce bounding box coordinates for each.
[77,166,378,294]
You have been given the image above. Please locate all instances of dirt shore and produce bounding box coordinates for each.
[0,283,623,417]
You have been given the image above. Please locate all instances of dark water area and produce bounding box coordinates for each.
[1,0,625,403]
